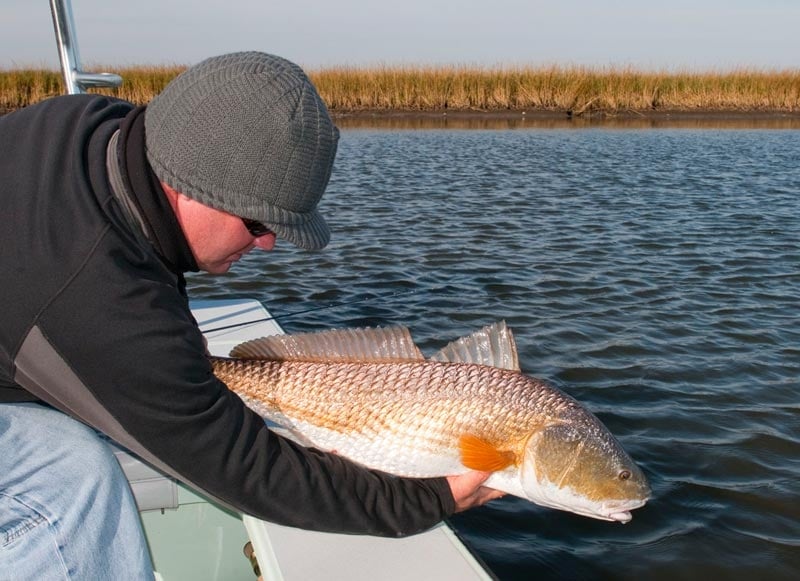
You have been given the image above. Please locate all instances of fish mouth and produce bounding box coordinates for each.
[608,511,633,523]
[601,498,649,523]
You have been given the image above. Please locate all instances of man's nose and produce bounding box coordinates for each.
[253,233,277,251]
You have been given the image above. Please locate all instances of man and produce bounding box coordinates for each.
[0,52,500,579]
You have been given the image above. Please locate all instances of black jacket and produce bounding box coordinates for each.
[0,95,454,536]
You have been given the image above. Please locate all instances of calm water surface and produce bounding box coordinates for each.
[188,127,800,580]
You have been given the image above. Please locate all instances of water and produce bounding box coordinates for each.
[187,126,800,580]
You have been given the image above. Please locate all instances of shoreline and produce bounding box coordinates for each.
[331,108,800,129]
[334,107,800,119]
[3,106,799,129]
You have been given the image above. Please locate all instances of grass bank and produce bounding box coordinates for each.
[2,65,799,116]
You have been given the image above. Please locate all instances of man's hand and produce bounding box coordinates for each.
[446,471,505,512]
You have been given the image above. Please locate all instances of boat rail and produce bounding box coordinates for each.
[49,0,122,93]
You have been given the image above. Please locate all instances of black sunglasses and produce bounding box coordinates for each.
[241,218,273,238]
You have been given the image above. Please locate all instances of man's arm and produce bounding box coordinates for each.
[25,250,470,536]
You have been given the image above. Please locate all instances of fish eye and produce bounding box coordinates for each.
[618,470,631,481]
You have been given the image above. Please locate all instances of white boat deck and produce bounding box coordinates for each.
[182,299,492,580]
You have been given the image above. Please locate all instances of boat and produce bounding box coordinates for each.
[136,299,493,580]
[45,2,495,578]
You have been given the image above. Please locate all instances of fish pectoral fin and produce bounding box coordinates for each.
[459,434,517,472]
[430,321,520,371]
[230,326,425,362]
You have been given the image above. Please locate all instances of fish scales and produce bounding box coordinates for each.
[213,358,554,464]
[211,322,651,522]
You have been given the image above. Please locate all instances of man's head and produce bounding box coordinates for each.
[145,52,338,252]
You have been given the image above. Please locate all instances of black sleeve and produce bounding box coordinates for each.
[1,95,455,536]
[29,238,455,536]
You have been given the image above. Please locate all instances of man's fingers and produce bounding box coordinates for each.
[446,471,505,513]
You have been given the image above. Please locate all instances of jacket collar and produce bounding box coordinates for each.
[107,106,198,274]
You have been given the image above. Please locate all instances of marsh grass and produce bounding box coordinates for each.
[311,65,800,113]
[0,65,182,110]
[2,64,799,114]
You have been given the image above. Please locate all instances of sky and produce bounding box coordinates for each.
[2,0,798,71]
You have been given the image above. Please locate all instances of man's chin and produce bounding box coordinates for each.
[201,261,234,274]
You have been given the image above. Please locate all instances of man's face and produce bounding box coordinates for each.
[167,187,277,274]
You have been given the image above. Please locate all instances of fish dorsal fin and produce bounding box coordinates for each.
[430,321,520,371]
[230,326,425,362]
[459,434,517,471]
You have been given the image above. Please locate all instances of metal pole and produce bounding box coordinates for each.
[49,0,122,94]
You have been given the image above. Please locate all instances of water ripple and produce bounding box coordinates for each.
[187,128,800,579]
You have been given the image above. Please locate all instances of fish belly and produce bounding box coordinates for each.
[288,417,466,477]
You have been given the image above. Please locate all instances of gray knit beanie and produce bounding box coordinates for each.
[145,52,339,250]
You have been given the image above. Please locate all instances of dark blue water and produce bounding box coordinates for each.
[188,126,800,580]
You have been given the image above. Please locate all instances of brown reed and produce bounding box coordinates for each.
[2,64,799,114]
[0,65,182,110]
[310,65,800,113]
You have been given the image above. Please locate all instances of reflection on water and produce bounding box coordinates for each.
[188,127,800,580]
[334,111,800,131]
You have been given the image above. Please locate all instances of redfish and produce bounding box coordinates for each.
[212,322,650,522]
